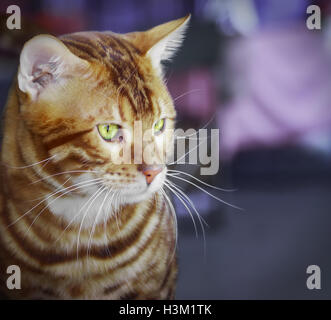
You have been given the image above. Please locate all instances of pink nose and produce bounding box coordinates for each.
[141,165,163,184]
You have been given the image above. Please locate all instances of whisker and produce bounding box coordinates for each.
[166,178,208,227]
[7,178,103,229]
[76,186,106,260]
[54,187,105,243]
[168,137,206,165]
[103,190,113,232]
[160,188,178,266]
[1,155,56,169]
[172,89,202,102]
[169,163,201,166]
[172,112,216,143]
[27,177,72,202]
[165,179,208,256]
[113,192,121,232]
[174,131,219,141]
[30,170,100,185]
[167,174,242,211]
[87,187,111,257]
[24,179,103,237]
[103,189,115,242]
[164,181,198,238]
[114,191,122,219]
[167,169,236,192]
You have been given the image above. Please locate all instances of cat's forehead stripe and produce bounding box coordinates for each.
[62,33,155,118]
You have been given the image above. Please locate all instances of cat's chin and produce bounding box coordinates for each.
[121,188,159,204]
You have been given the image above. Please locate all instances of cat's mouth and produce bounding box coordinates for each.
[66,167,166,209]
[118,167,166,204]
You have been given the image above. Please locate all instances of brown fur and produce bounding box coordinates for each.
[0,15,190,299]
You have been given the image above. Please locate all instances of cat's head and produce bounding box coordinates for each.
[17,15,190,207]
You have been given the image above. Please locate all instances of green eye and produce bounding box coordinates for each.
[154,118,165,135]
[97,123,120,141]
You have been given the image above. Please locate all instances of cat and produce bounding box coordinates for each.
[0,15,190,299]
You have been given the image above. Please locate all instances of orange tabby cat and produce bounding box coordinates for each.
[0,15,190,299]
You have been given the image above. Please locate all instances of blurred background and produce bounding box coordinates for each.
[1,0,331,299]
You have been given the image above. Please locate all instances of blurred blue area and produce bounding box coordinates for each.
[254,0,309,27]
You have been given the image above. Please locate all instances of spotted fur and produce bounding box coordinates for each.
[0,15,190,299]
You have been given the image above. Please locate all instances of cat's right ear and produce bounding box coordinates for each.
[18,35,89,101]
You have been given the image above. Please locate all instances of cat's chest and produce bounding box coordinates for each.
[47,193,117,228]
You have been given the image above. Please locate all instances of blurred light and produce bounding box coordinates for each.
[228,0,258,35]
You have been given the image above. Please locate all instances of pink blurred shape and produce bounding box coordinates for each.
[168,68,216,121]
[218,25,331,160]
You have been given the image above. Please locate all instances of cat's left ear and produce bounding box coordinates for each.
[125,14,191,75]
[18,35,89,101]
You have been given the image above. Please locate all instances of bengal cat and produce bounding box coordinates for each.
[0,15,190,299]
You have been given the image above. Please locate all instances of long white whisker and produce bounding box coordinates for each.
[102,189,116,246]
[164,181,198,238]
[87,188,111,257]
[76,187,106,260]
[167,169,236,192]
[174,135,213,141]
[173,89,202,102]
[54,187,104,243]
[1,155,56,169]
[166,178,208,227]
[174,131,218,141]
[160,188,178,266]
[7,178,103,229]
[165,179,207,256]
[24,180,103,237]
[27,177,72,202]
[30,170,100,185]
[115,192,121,231]
[167,174,242,210]
[168,137,206,165]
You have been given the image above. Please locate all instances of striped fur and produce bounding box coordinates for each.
[0,15,190,299]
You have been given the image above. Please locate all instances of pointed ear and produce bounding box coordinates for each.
[125,14,190,75]
[18,35,89,100]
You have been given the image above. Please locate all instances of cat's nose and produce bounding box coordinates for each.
[141,165,163,184]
